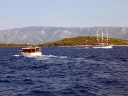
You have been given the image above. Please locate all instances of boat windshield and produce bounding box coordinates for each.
[32,49,35,52]
[22,47,41,53]
[36,48,40,52]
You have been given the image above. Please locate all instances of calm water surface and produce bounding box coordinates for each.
[0,47,128,96]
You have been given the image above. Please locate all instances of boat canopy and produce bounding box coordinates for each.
[22,47,41,49]
[21,47,41,53]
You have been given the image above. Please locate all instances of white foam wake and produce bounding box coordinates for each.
[13,55,21,57]
[36,55,67,60]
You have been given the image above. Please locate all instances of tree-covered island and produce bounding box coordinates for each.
[0,36,128,47]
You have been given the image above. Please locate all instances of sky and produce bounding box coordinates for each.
[0,0,128,30]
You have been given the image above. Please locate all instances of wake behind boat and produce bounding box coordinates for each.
[93,29,113,49]
[20,46,42,57]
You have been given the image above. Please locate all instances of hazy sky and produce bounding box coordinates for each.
[0,0,128,30]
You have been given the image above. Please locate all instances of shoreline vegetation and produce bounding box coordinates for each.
[0,36,128,47]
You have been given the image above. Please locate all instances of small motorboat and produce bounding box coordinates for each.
[20,47,42,57]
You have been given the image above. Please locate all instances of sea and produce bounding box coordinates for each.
[0,47,128,96]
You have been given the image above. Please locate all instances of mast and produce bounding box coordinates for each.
[107,32,108,45]
[102,30,103,42]
[97,30,99,42]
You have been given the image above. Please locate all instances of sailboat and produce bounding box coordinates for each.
[93,29,113,49]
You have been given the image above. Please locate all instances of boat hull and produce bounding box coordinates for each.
[93,45,113,49]
[21,52,42,57]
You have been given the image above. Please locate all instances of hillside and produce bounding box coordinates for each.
[38,36,128,47]
[1,36,128,47]
[0,26,128,44]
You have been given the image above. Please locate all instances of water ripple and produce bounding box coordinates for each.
[0,47,128,96]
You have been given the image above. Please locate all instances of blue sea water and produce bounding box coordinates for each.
[0,47,128,96]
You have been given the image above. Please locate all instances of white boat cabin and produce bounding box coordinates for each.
[21,47,42,57]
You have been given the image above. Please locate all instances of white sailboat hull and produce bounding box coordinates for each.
[93,45,113,49]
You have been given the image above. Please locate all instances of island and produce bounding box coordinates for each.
[0,36,128,47]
